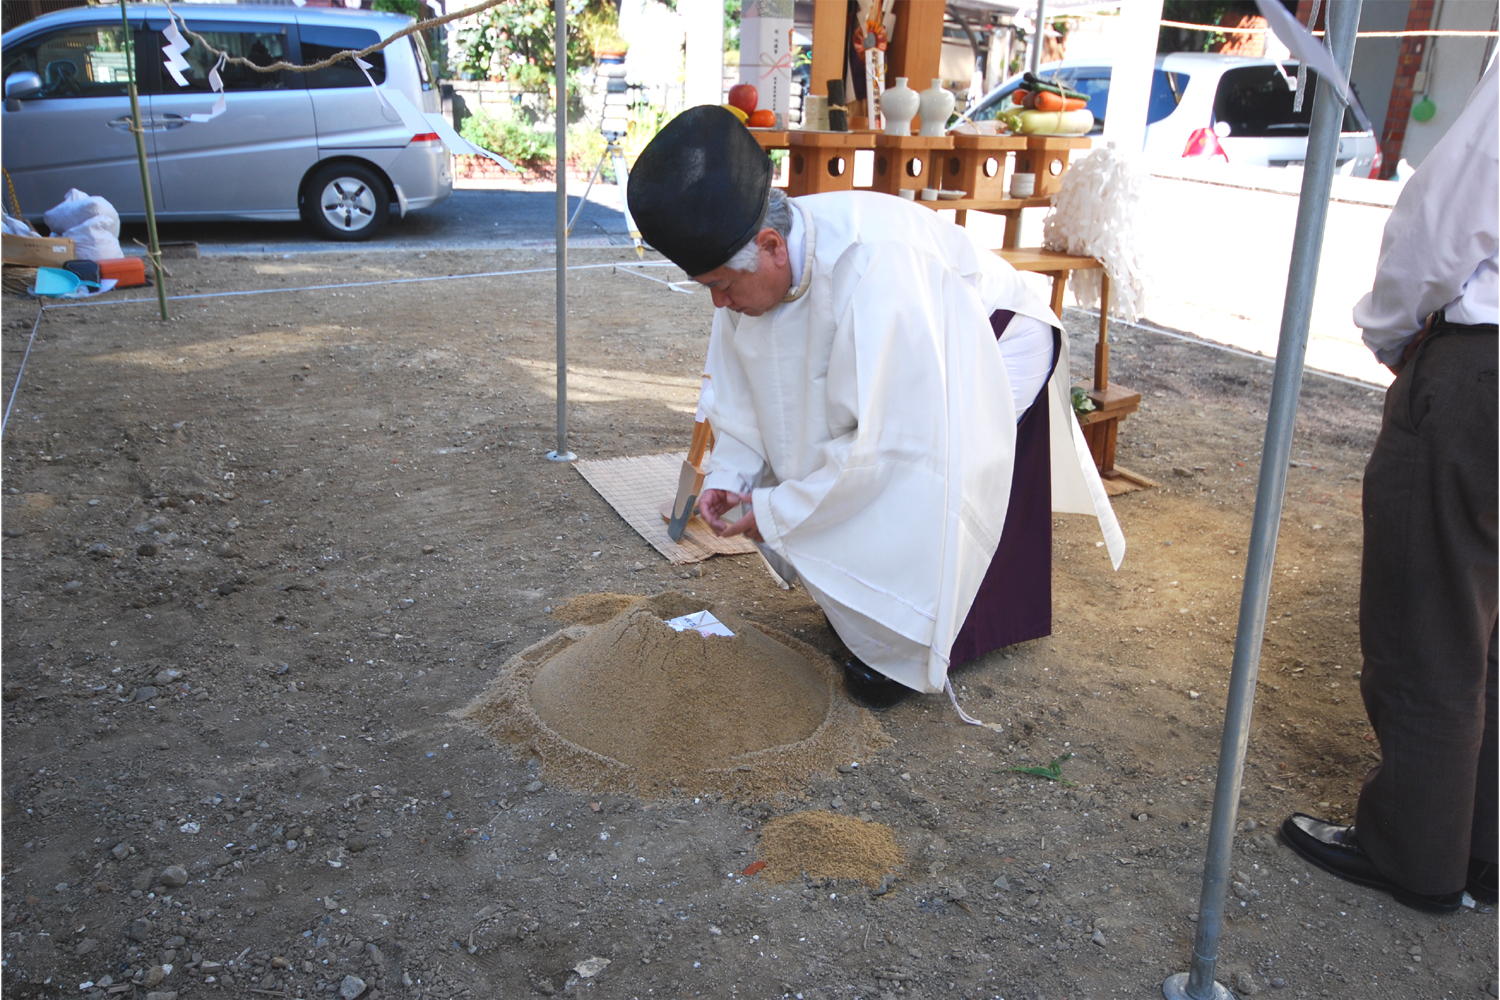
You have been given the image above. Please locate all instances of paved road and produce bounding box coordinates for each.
[119,179,634,256]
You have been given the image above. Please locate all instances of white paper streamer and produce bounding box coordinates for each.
[161,18,192,87]
[1042,143,1150,324]
[184,52,227,122]
[384,88,518,172]
[355,56,399,117]
[162,17,227,121]
[1254,0,1373,132]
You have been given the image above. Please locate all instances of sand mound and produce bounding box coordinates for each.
[459,596,890,800]
[531,610,829,785]
[757,811,903,887]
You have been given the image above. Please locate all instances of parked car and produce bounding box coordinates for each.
[2,3,451,240]
[966,53,1381,177]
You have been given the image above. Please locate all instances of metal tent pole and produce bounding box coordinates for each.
[1028,0,1047,74]
[1162,2,1362,999]
[547,0,575,463]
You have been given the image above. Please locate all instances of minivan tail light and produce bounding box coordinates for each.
[409,132,441,145]
[1183,127,1228,161]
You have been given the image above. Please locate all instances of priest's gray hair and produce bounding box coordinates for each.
[724,187,792,272]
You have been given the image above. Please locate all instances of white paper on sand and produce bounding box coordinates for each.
[664,611,735,638]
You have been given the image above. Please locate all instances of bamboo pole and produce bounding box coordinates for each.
[120,0,168,321]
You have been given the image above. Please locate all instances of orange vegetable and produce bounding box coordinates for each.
[746,109,776,128]
[1031,91,1090,112]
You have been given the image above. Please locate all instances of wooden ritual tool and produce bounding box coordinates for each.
[667,419,714,542]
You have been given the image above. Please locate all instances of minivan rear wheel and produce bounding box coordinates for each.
[304,162,389,241]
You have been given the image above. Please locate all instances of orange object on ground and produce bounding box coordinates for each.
[742,860,766,876]
[97,257,146,288]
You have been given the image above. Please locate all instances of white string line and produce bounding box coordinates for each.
[611,265,698,294]
[41,260,681,311]
[1069,307,1388,391]
[944,678,1004,732]
[2,306,46,440]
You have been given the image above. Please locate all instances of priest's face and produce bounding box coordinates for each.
[694,229,793,317]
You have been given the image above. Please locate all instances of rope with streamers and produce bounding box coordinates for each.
[159,0,520,75]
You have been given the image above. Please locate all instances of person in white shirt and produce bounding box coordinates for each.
[626,105,1123,711]
[1281,57,1497,914]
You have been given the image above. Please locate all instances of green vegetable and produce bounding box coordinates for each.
[1071,386,1097,417]
[1023,72,1088,102]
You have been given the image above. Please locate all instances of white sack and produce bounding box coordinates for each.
[43,189,121,238]
[2,213,40,236]
[65,215,123,262]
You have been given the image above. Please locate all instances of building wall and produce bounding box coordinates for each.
[1399,0,1497,167]
[1348,0,1411,145]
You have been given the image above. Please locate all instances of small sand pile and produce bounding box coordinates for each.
[756,811,903,888]
[459,594,890,799]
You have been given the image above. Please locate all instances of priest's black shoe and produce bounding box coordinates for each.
[842,658,915,712]
[1279,813,1464,914]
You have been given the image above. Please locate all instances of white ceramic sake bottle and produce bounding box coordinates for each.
[881,77,920,136]
[917,78,955,137]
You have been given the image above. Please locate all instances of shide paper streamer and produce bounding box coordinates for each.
[161,16,226,121]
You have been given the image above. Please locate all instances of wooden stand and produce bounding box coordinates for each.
[786,131,877,196]
[942,133,1026,201]
[1015,136,1091,198]
[995,247,1154,496]
[871,134,951,197]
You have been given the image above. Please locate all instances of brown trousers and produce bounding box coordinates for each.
[1357,322,1498,896]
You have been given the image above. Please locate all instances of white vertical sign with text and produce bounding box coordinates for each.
[739,0,793,126]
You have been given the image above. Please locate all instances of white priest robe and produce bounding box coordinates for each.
[701,191,1125,693]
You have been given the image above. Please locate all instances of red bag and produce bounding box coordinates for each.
[98,257,147,288]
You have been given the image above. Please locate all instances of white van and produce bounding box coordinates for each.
[2,3,452,240]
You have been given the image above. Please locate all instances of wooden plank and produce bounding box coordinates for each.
[748,130,791,150]
[809,0,847,97]
[994,247,1103,272]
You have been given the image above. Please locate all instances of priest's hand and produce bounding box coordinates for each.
[700,489,764,542]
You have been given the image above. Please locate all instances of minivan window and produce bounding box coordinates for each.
[410,32,432,89]
[3,24,131,99]
[166,24,293,91]
[301,24,384,88]
[1148,69,1190,124]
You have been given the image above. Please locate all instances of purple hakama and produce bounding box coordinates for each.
[947,311,1059,666]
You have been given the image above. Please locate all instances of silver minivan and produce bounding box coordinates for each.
[2,3,451,240]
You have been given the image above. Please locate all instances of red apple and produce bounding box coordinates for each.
[728,83,759,115]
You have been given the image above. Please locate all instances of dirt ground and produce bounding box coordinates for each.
[2,248,1495,1000]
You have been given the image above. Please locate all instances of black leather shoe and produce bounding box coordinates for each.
[1280,813,1464,914]
[1468,858,1498,905]
[841,658,916,712]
